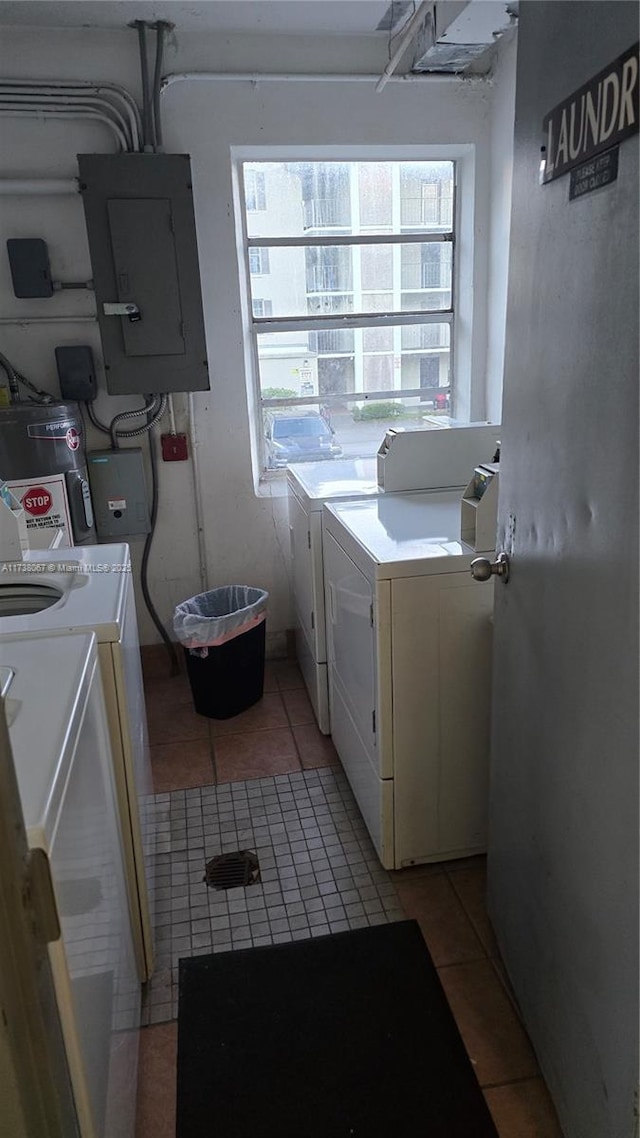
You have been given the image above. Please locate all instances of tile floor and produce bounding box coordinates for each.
[136,654,564,1138]
[142,765,404,1025]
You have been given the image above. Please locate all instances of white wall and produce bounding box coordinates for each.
[0,25,513,646]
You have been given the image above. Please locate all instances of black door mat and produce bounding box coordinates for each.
[177,920,498,1138]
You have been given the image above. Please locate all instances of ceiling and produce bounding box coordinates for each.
[0,1,516,75]
[0,0,409,34]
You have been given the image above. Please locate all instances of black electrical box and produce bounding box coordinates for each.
[55,345,97,402]
[77,153,210,396]
[7,238,54,298]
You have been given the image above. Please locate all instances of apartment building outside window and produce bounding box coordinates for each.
[239,159,456,474]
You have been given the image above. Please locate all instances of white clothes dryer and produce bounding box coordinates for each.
[323,491,495,870]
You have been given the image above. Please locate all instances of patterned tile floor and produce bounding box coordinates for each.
[141,766,404,1025]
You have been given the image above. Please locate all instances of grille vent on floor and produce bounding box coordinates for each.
[203,850,260,891]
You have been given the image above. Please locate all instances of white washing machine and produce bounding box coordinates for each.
[0,543,155,981]
[1,632,139,1138]
[323,491,494,870]
[288,424,500,733]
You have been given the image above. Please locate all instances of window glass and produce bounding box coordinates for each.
[247,243,451,317]
[243,161,454,238]
[241,160,456,474]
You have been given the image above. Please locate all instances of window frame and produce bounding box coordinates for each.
[233,146,477,488]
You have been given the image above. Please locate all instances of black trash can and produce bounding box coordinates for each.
[174,586,268,720]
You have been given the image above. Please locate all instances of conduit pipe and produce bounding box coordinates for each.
[152,21,170,150]
[161,70,470,91]
[0,315,96,325]
[0,178,78,194]
[0,108,128,150]
[0,79,142,147]
[187,390,208,593]
[134,20,154,150]
[0,91,133,148]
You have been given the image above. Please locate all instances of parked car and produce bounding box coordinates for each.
[264,411,342,468]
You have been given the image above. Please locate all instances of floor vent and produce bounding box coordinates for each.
[203,850,260,891]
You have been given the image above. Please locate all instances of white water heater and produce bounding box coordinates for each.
[0,402,96,548]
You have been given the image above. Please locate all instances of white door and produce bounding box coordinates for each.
[485,9,638,1138]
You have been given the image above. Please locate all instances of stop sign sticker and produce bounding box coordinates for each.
[66,427,80,451]
[22,487,53,516]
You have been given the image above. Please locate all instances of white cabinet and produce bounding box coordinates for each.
[323,492,494,870]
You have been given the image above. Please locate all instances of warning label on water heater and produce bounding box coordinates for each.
[6,474,72,548]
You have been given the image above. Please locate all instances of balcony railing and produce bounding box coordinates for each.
[401,262,443,290]
[303,198,351,230]
[402,325,449,350]
[309,329,355,354]
[400,194,453,228]
[307,265,352,292]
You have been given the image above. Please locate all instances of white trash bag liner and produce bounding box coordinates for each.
[174,585,268,657]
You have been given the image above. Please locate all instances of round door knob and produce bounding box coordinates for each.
[470,552,510,583]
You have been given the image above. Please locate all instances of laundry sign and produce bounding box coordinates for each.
[541,41,639,184]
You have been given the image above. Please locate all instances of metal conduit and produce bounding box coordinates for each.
[0,315,96,325]
[0,79,142,144]
[161,70,472,91]
[0,93,133,148]
[0,108,128,150]
[0,179,78,194]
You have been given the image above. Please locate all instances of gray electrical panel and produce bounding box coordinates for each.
[87,448,151,538]
[78,154,210,396]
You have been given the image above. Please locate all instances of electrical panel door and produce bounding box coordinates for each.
[78,153,209,396]
[106,198,185,357]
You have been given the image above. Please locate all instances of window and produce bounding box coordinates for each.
[240,160,455,475]
[249,248,270,276]
[245,169,266,211]
[252,299,273,318]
